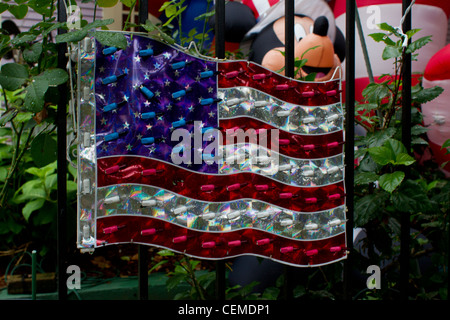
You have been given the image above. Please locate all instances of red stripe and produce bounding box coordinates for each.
[333,0,450,19]
[97,156,346,212]
[218,61,341,106]
[219,117,344,159]
[96,215,347,266]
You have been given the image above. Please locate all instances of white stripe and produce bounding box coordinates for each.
[253,0,271,16]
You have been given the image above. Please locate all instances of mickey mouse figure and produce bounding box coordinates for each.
[211,0,346,81]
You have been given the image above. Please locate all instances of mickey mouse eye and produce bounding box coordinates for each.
[310,25,314,34]
[294,24,307,42]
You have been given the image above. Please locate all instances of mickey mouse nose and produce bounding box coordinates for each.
[313,16,329,37]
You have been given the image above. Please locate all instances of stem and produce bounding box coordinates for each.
[0,126,35,207]
[199,0,212,53]
[382,54,404,129]
[183,258,206,300]
[94,1,98,22]
[123,0,137,32]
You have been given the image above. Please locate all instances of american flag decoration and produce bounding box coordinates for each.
[77,33,347,267]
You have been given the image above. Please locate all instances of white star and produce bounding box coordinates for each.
[134,55,141,62]
[123,94,129,102]
[164,79,170,86]
[99,66,105,73]
[123,121,130,129]
[208,87,214,93]
[163,52,171,59]
[208,111,215,118]
[144,100,150,107]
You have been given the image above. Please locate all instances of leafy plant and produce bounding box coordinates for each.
[352,22,449,299]
[0,0,124,261]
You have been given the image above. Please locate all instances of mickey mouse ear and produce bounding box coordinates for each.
[313,16,329,37]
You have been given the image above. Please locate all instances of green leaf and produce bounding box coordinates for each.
[30,134,57,167]
[392,179,435,213]
[368,146,395,166]
[395,153,416,166]
[11,34,37,46]
[55,19,115,44]
[406,35,432,54]
[157,249,175,257]
[23,199,45,222]
[55,29,88,43]
[0,63,29,91]
[382,45,402,60]
[412,86,443,104]
[379,171,405,193]
[166,273,186,291]
[378,22,399,35]
[368,32,396,46]
[36,68,69,86]
[361,127,397,148]
[33,202,56,225]
[85,18,115,30]
[24,79,49,113]
[0,109,18,126]
[411,124,429,136]
[44,173,57,191]
[385,138,407,156]
[8,4,28,19]
[120,0,135,7]
[27,0,53,16]
[23,42,43,63]
[355,172,379,185]
[362,82,390,103]
[94,31,128,50]
[67,181,78,193]
[97,0,119,7]
[0,3,9,14]
[355,192,388,226]
[14,187,47,203]
[14,111,34,123]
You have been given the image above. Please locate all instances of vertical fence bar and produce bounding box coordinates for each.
[282,0,295,300]
[344,0,356,301]
[284,0,295,78]
[137,0,150,300]
[31,250,37,300]
[57,0,68,301]
[401,0,412,301]
[215,0,226,301]
[139,0,148,29]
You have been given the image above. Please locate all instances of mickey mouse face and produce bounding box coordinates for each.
[250,15,340,81]
[250,15,314,70]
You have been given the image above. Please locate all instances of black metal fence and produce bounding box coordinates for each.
[55,0,419,301]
